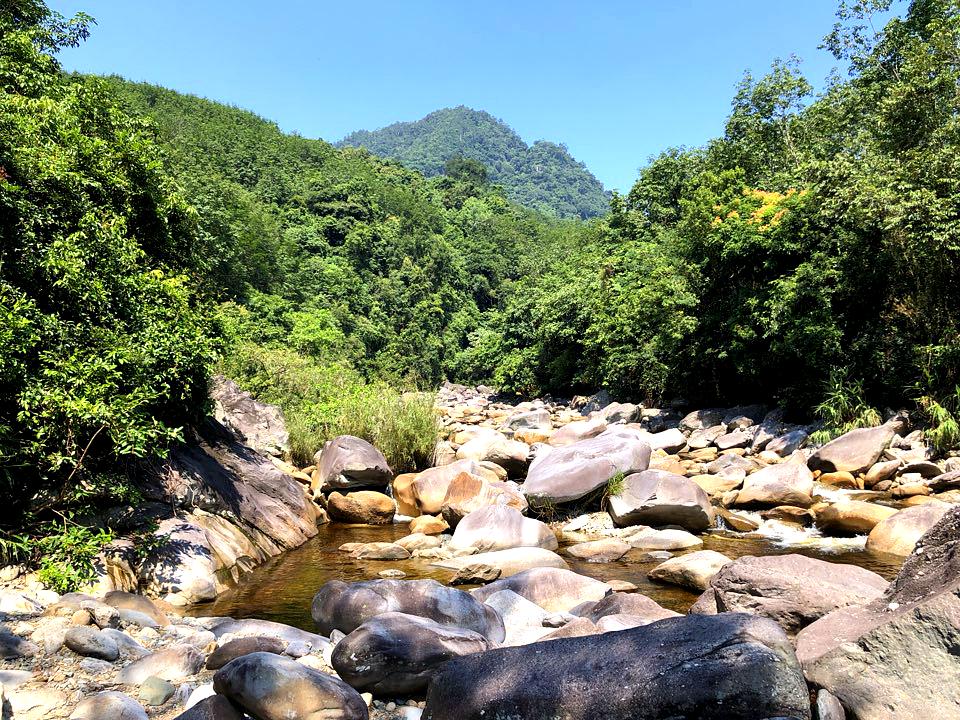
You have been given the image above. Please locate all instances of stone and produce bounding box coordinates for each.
[422,613,810,720]
[547,416,607,447]
[64,626,120,661]
[524,430,651,505]
[207,636,286,670]
[312,578,504,643]
[686,424,726,449]
[211,375,288,458]
[172,695,245,720]
[864,459,902,487]
[607,469,714,531]
[715,429,753,450]
[620,526,703,550]
[717,507,760,532]
[327,491,395,525]
[351,542,410,560]
[679,408,726,432]
[209,618,329,651]
[471,567,612,612]
[214,652,368,720]
[313,435,391,492]
[391,473,420,516]
[808,422,901,475]
[0,591,42,615]
[450,563,501,584]
[766,429,809,457]
[538,616,599,641]
[599,402,641,424]
[448,505,557,552]
[0,626,38,658]
[409,514,448,535]
[433,547,569,578]
[815,500,898,535]
[332,612,489,694]
[796,505,960,719]
[691,473,744,496]
[394,533,442,552]
[565,538,631,562]
[647,550,732,591]
[411,461,498,515]
[690,554,888,634]
[69,691,148,720]
[819,470,860,488]
[502,408,551,431]
[103,592,169,626]
[117,644,204,684]
[865,502,952,556]
[632,427,686,453]
[733,462,815,507]
[455,435,530,477]
[139,676,175,706]
[927,469,960,492]
[815,690,846,720]
[580,592,679,624]
[439,472,526,526]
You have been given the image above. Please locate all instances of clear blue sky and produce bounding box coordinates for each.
[49,1,892,192]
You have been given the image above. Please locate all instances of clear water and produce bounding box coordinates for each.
[186,522,903,631]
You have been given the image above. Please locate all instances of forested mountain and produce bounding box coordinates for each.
[338,106,610,219]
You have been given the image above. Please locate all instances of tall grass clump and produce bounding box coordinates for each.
[221,341,437,471]
[809,370,882,445]
[917,386,960,457]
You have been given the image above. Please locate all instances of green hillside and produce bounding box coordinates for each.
[338,106,610,219]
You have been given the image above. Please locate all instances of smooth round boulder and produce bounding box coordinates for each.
[607,469,714,531]
[173,695,245,720]
[471,567,612,612]
[103,592,169,626]
[440,473,526,527]
[214,652,368,720]
[327,491,395,525]
[647,550,732,591]
[64,626,119,661]
[581,592,679,624]
[433,547,569,578]
[808,423,899,475]
[565,538,631,562]
[866,503,952,556]
[116,644,204,684]
[312,578,504,643]
[206,636,286,670]
[449,505,557,552]
[733,463,815,507]
[815,500,898,535]
[412,461,498,515]
[455,435,530,477]
[422,614,810,720]
[69,691,147,720]
[332,612,490,694]
[313,435,392,492]
[409,514,448,535]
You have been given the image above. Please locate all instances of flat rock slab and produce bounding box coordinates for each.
[471,567,612,612]
[432,547,569,577]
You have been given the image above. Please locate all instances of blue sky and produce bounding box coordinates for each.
[49,1,892,192]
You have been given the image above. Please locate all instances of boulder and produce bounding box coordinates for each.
[808,422,900,475]
[64,626,119,661]
[927,469,960,492]
[565,538,631,562]
[733,462,815,507]
[422,613,810,720]
[766,429,809,457]
[69,691,148,720]
[211,375,288,458]
[172,695,245,720]
[116,644,204,684]
[503,408,551,431]
[103,592,169,627]
[647,550,732,591]
[351,542,410,560]
[313,435,392,492]
[312,578,504,643]
[214,652,367,720]
[690,554,889,633]
[635,428,686,453]
[409,514,448,535]
[814,500,898,535]
[864,459,902,488]
[599,402,641,424]
[524,431,651,505]
[332,612,489,694]
[797,505,960,719]
[620,526,703,550]
[395,533,442,552]
[432,547,569,578]
[391,473,420,517]
[679,408,726,432]
[715,429,753,450]
[455,435,530,477]
[327,491,395,525]
[206,636,286,670]
[439,473,526,527]
[607,469,714,531]
[471,567,611,612]
[865,502,952,556]
[580,592,679,625]
[448,505,557,552]
[411,461,497,515]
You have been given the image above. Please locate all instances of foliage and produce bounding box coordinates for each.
[917,387,960,455]
[810,370,883,444]
[35,520,113,594]
[339,106,610,219]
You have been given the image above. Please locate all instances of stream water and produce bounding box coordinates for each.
[186,521,904,631]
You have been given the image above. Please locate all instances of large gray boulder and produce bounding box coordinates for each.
[471,567,611,612]
[607,469,714,531]
[733,462,815,507]
[524,430,651,505]
[865,502,952,557]
[214,652,367,720]
[331,612,490,694]
[690,554,889,634]
[808,421,901,475]
[211,375,289,458]
[503,408,552,431]
[311,578,504,643]
[797,505,960,719]
[422,613,811,720]
[455,434,530,477]
[313,435,392,491]
[448,505,557,552]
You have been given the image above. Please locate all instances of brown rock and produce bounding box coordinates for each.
[865,503,952,556]
[409,515,448,535]
[327,491,395,525]
[815,501,898,535]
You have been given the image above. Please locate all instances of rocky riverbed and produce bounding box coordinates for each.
[2,382,960,719]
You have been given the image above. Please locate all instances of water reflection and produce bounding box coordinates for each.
[186,522,904,631]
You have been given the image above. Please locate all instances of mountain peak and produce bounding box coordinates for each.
[338,107,609,219]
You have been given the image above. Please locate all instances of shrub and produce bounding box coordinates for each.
[809,370,882,444]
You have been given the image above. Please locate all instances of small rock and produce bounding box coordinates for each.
[69,690,148,720]
[139,676,175,706]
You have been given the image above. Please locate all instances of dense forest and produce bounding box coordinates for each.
[2,0,960,567]
[338,106,611,219]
